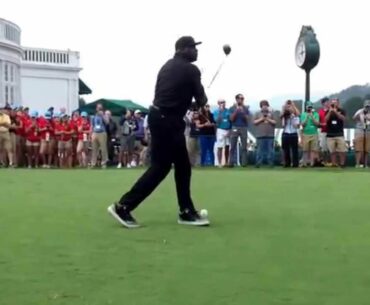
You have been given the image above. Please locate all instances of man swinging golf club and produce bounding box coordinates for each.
[108,36,209,228]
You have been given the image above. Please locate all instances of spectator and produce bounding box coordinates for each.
[326,98,346,167]
[213,99,231,167]
[186,109,201,166]
[229,93,249,167]
[14,108,25,167]
[133,110,145,166]
[352,100,370,168]
[281,100,300,167]
[117,109,137,169]
[0,106,13,167]
[195,104,216,166]
[300,101,320,167]
[90,103,108,168]
[38,111,54,168]
[8,107,17,166]
[318,97,330,165]
[25,111,40,168]
[142,114,151,166]
[105,110,118,165]
[76,111,91,167]
[253,100,276,167]
[56,114,74,168]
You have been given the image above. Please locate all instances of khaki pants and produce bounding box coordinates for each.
[91,132,108,166]
[186,136,200,166]
[0,131,12,152]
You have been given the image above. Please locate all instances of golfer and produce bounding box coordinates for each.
[108,36,209,228]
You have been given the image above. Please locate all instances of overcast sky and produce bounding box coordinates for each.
[3,0,370,109]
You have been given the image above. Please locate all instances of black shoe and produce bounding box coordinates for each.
[178,209,210,226]
[107,203,140,228]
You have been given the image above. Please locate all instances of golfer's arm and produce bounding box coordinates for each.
[191,68,207,108]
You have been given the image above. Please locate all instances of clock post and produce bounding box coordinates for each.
[295,26,320,109]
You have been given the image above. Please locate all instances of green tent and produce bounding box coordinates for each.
[79,99,148,116]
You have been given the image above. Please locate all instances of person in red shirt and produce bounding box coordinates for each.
[71,111,80,166]
[25,111,41,168]
[52,113,62,167]
[318,97,330,165]
[76,111,91,167]
[39,111,55,168]
[55,114,74,168]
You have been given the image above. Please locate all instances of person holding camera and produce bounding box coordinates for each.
[229,94,249,167]
[352,100,370,168]
[281,100,300,167]
[253,100,276,167]
[300,101,320,167]
[325,98,346,167]
[117,109,137,169]
[195,104,216,166]
[318,97,330,165]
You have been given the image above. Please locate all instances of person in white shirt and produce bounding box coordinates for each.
[281,100,300,167]
[353,100,370,168]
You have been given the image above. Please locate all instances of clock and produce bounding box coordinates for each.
[295,40,306,67]
[295,27,320,71]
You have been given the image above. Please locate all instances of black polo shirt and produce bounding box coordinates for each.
[153,54,207,117]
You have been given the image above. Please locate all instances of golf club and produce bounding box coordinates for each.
[207,44,232,89]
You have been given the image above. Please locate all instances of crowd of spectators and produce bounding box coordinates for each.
[0,96,369,169]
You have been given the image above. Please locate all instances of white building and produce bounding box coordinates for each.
[0,17,90,113]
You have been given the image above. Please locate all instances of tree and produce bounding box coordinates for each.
[79,98,86,108]
[342,96,363,128]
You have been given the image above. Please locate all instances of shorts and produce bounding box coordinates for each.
[120,135,135,153]
[26,140,40,147]
[302,134,318,151]
[0,132,12,151]
[58,140,72,150]
[319,132,328,152]
[77,140,89,152]
[327,137,347,153]
[215,128,230,148]
[354,134,370,153]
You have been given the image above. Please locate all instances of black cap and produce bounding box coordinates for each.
[175,36,201,51]
[321,97,329,104]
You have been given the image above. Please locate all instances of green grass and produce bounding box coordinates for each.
[1,168,370,305]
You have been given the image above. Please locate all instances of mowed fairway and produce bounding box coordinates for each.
[1,168,370,305]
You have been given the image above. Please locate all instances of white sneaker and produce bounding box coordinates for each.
[126,164,131,169]
[117,163,122,169]
[130,160,137,167]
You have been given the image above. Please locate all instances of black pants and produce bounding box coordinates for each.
[281,133,299,167]
[119,107,195,212]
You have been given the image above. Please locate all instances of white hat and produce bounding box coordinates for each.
[134,109,142,114]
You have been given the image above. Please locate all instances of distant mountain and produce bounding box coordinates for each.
[313,83,370,107]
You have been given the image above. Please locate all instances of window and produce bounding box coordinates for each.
[5,86,9,104]
[10,66,14,82]
[4,64,8,81]
[10,87,14,104]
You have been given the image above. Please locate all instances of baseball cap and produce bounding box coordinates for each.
[321,97,329,104]
[175,36,202,51]
[44,111,52,119]
[364,100,370,107]
[306,101,313,108]
[81,111,88,117]
[30,110,38,118]
[134,109,142,114]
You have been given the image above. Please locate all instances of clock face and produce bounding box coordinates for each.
[295,40,306,67]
